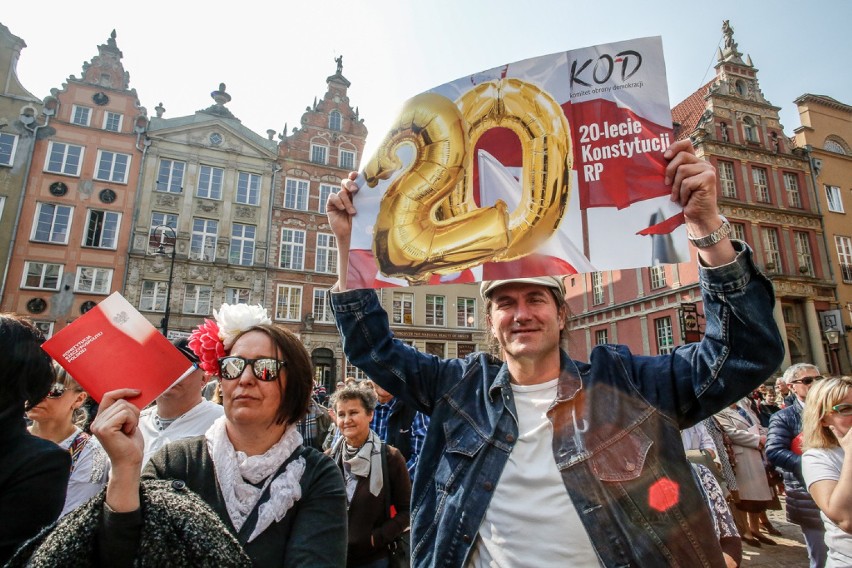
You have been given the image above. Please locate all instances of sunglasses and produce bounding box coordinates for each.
[46,383,67,398]
[218,356,287,381]
[790,376,824,386]
[831,403,852,417]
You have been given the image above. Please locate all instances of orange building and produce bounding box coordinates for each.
[1,31,147,334]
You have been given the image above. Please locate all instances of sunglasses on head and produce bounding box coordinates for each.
[831,403,852,417]
[791,376,824,386]
[218,356,287,381]
[46,383,67,398]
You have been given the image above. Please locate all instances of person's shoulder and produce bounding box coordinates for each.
[385,444,407,465]
[19,432,70,463]
[196,399,225,416]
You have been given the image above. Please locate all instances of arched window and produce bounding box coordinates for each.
[329,110,342,132]
[735,80,747,97]
[743,116,758,143]
[824,138,847,155]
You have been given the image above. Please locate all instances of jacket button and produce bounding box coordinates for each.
[463,534,471,543]
[172,480,186,491]
[505,434,515,443]
[625,462,635,472]
[483,481,493,491]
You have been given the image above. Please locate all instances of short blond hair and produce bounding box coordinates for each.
[802,376,852,450]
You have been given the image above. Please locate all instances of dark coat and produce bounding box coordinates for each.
[766,402,824,530]
[0,409,70,565]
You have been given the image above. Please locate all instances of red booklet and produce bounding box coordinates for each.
[42,292,194,409]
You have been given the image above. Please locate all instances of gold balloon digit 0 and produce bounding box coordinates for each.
[364,78,572,282]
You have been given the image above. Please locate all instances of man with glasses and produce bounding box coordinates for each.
[138,338,223,466]
[767,363,827,568]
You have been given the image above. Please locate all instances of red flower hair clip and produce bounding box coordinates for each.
[188,319,226,375]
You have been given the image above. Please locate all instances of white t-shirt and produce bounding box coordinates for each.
[139,399,224,466]
[802,446,852,568]
[58,428,110,517]
[467,378,599,567]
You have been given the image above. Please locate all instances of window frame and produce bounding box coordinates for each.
[718,160,737,198]
[74,266,113,294]
[225,287,252,305]
[0,132,19,166]
[44,141,85,176]
[156,158,185,193]
[196,164,224,200]
[182,283,213,315]
[315,233,337,274]
[317,183,335,214]
[591,272,604,305]
[654,316,674,355]
[752,166,770,203]
[313,288,335,323]
[392,292,415,325]
[826,185,845,213]
[275,284,303,321]
[32,202,74,244]
[339,149,356,170]
[426,294,446,326]
[310,144,328,165]
[284,178,309,211]
[836,235,852,282]
[279,228,306,270]
[649,265,667,289]
[190,218,218,261]
[783,172,802,208]
[761,227,783,271]
[595,329,608,345]
[71,105,92,127]
[794,231,814,277]
[139,280,169,312]
[328,111,342,131]
[102,111,123,132]
[457,297,477,328]
[236,171,261,206]
[21,261,63,290]
[83,209,121,250]
[95,149,132,184]
[229,223,256,266]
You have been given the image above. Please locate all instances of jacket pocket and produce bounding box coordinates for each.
[588,428,653,482]
[443,419,487,458]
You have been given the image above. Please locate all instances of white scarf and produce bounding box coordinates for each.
[330,429,384,498]
[205,416,306,543]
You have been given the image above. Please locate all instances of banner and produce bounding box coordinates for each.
[346,36,688,289]
[42,292,194,409]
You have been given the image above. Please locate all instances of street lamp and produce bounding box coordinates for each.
[825,327,841,375]
[153,225,177,336]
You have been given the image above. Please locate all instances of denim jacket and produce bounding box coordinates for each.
[331,242,784,567]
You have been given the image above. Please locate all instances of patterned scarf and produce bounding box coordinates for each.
[329,429,384,499]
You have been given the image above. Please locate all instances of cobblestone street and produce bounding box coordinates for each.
[741,498,810,567]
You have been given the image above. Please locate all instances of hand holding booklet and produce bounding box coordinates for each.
[42,292,195,409]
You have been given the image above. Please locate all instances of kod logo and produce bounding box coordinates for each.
[570,50,642,88]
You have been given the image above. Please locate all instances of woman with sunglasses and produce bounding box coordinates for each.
[0,314,70,565]
[27,363,109,517]
[9,315,348,566]
[802,376,852,567]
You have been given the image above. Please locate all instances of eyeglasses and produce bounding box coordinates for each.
[831,403,852,416]
[46,383,67,398]
[790,376,824,386]
[218,356,287,381]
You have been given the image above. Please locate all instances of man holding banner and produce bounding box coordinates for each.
[327,137,783,566]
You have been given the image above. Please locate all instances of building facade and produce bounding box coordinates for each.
[1,31,148,335]
[566,22,834,376]
[124,84,278,338]
[794,94,852,374]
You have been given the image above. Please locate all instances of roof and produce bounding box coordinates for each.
[671,79,714,140]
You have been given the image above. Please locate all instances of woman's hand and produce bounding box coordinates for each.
[829,425,852,454]
[90,388,144,512]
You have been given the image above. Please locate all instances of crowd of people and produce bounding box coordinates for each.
[0,138,849,567]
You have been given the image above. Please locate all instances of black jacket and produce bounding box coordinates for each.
[766,402,824,530]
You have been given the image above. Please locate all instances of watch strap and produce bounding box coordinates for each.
[687,216,732,248]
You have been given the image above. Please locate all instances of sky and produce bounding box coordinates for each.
[4,0,851,163]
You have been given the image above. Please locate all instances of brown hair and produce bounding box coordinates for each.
[230,324,313,426]
[52,361,89,428]
[802,376,852,450]
[329,381,377,415]
[483,287,570,354]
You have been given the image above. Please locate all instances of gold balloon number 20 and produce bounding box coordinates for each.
[364,78,572,283]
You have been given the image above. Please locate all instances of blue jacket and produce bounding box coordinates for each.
[331,242,783,567]
[766,402,824,530]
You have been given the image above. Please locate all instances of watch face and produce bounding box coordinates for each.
[93,92,110,106]
[99,188,117,204]
[49,182,68,196]
[209,132,223,146]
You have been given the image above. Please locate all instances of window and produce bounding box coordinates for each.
[743,116,758,143]
[0,196,5,221]
[22,261,62,290]
[826,185,845,213]
[197,165,224,199]
[457,297,477,328]
[794,232,814,276]
[102,112,123,132]
[595,329,608,345]
[275,284,302,321]
[95,150,131,183]
[591,272,604,305]
[310,144,328,165]
[761,227,782,271]
[318,184,335,213]
[426,295,446,326]
[183,284,212,315]
[655,317,674,355]
[392,292,414,325]
[284,179,309,210]
[71,105,91,126]
[752,167,770,203]
[32,203,73,244]
[229,223,256,266]
[225,287,251,305]
[45,141,84,176]
[236,171,261,205]
[190,218,218,261]
[649,265,666,289]
[825,139,847,155]
[313,288,334,323]
[279,229,305,270]
[339,149,355,170]
[0,132,18,166]
[33,321,54,339]
[784,172,802,208]
[156,159,185,193]
[731,222,747,243]
[345,362,368,382]
[84,210,120,249]
[315,233,337,273]
[75,266,112,294]
[150,212,178,236]
[139,281,168,312]
[425,342,445,357]
[718,160,737,198]
[329,111,342,131]
[837,236,852,282]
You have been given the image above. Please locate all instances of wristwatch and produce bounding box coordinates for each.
[687,216,731,248]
